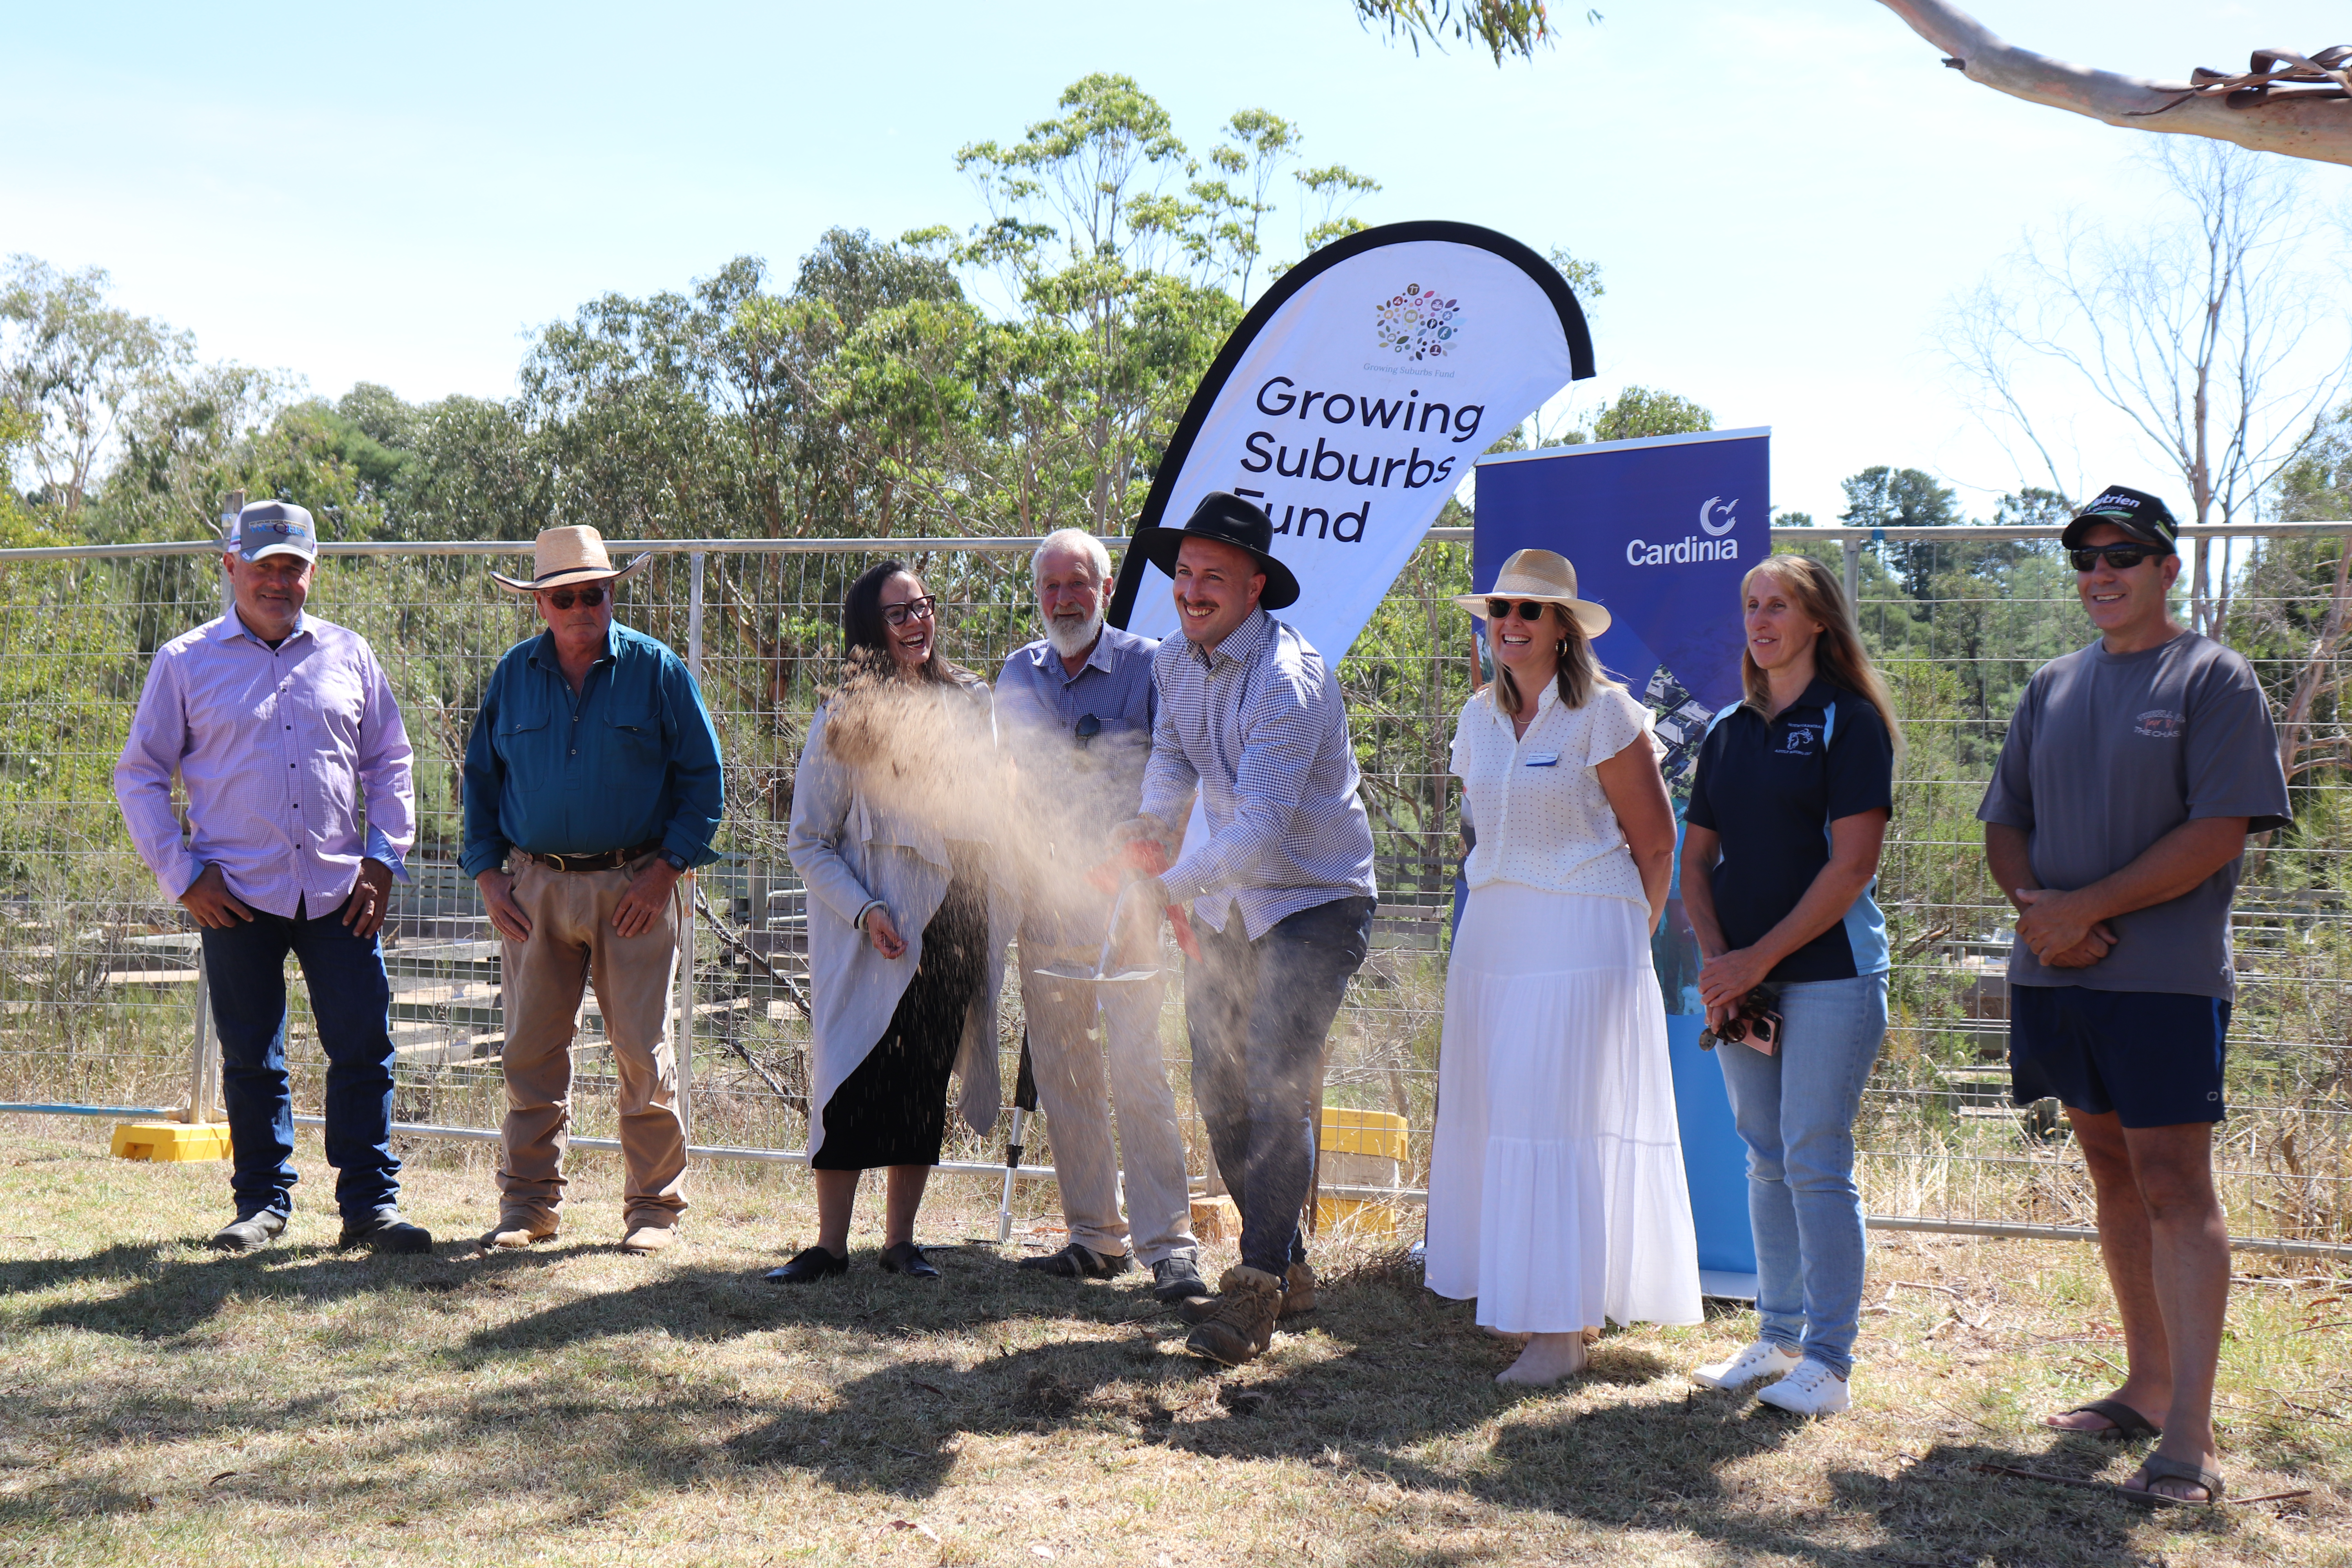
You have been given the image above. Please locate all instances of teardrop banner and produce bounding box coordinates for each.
[1107,220,1594,657]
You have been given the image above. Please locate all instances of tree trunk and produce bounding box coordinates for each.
[1877,1,2352,168]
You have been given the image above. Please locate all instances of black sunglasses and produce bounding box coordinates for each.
[881,595,938,627]
[2069,544,2163,573]
[1074,713,1102,750]
[1485,599,1553,622]
[543,585,607,610]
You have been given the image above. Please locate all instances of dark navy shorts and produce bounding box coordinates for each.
[2009,985,2231,1127]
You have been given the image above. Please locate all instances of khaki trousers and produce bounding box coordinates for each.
[495,855,688,1231]
[1018,934,1196,1265]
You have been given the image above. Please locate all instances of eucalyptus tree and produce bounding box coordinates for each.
[1,256,192,528]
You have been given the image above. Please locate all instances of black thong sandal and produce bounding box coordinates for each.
[2124,1453,2224,1503]
[2050,1398,2161,1440]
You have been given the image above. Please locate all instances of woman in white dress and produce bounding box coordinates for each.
[1425,548,1702,1385]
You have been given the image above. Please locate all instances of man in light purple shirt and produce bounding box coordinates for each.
[114,501,432,1255]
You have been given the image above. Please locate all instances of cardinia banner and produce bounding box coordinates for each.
[1471,427,1771,777]
[1108,221,1594,659]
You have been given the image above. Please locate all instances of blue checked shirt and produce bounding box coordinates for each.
[1139,609,1377,939]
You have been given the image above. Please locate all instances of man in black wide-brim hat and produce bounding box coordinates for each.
[1109,492,1378,1368]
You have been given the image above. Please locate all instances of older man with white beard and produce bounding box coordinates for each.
[994,528,1206,1302]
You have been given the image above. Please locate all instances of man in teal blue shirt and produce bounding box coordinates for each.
[461,527,723,1255]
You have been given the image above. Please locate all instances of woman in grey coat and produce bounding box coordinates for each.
[774,561,1018,1282]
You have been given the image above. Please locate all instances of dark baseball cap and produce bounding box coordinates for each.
[2061,485,2178,552]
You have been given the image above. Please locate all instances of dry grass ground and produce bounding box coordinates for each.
[0,1118,2346,1568]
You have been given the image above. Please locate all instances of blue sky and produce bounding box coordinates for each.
[7,0,2347,524]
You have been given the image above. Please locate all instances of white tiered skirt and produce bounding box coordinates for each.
[1425,882,1703,1333]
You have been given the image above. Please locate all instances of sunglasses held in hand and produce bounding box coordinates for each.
[1699,985,1781,1056]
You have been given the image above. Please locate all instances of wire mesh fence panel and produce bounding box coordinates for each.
[0,528,2343,1250]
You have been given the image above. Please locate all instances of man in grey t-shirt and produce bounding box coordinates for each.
[1978,484,2290,1503]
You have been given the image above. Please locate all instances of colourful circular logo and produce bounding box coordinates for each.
[1373,281,1463,361]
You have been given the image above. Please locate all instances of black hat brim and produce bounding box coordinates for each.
[1131,526,1301,612]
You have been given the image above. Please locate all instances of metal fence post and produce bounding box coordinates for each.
[184,951,216,1125]
[1841,537,1860,611]
[675,550,706,1147]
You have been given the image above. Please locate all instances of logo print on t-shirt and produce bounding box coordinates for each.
[1776,722,1819,756]
[2134,709,2186,739]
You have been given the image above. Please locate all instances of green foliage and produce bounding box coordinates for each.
[1350,0,1592,64]
[1589,385,1711,444]
[1839,465,1961,602]
[1,256,194,530]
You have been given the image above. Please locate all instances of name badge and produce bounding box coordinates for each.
[1525,753,1560,767]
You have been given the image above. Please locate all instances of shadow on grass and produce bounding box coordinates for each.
[0,1237,2265,1563]
[7,1237,578,1337]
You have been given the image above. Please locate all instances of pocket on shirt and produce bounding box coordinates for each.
[603,706,663,766]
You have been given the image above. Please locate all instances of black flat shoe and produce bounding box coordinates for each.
[766,1245,848,1284]
[878,1241,940,1279]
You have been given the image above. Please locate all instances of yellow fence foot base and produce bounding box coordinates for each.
[111,1121,232,1163]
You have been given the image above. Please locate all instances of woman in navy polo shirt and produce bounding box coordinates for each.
[1681,554,1898,1418]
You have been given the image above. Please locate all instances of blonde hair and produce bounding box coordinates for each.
[1493,606,1613,717]
[1739,556,1902,751]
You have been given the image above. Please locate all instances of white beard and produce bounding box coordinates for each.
[1044,606,1105,661]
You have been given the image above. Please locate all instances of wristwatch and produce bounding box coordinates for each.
[660,849,691,873]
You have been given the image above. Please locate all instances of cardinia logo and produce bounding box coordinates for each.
[1375,283,1462,361]
[1626,496,1743,566]
[2134,709,2186,739]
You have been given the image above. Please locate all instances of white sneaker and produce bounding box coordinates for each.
[1755,1357,1851,1416]
[1691,1338,1802,1391]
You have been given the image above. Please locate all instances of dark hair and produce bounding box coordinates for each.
[842,559,959,685]
[1492,606,1613,717]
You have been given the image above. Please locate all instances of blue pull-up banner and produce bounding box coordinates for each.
[1470,427,1771,1283]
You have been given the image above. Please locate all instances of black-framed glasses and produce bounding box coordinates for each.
[543,585,607,610]
[882,595,938,627]
[1486,599,1552,622]
[1074,713,1102,750]
[2069,544,2162,573]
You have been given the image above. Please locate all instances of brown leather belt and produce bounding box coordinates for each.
[524,841,664,873]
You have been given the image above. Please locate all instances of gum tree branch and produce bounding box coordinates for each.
[1877,1,2352,168]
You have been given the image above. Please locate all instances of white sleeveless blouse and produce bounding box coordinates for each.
[1450,681,1655,905]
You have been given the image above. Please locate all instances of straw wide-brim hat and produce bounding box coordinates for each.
[490,526,652,593]
[1452,548,1612,638]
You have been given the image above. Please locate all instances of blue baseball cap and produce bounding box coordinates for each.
[233,500,318,563]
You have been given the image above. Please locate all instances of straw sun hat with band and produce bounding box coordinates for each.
[1453,548,1612,639]
[490,526,653,594]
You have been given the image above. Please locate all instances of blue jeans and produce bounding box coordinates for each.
[1713,973,1886,1379]
[200,907,402,1221]
[1185,896,1375,1278]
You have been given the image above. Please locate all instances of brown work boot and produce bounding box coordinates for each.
[1180,1260,1318,1325]
[620,1223,677,1255]
[480,1212,558,1251]
[1183,1265,1284,1367]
